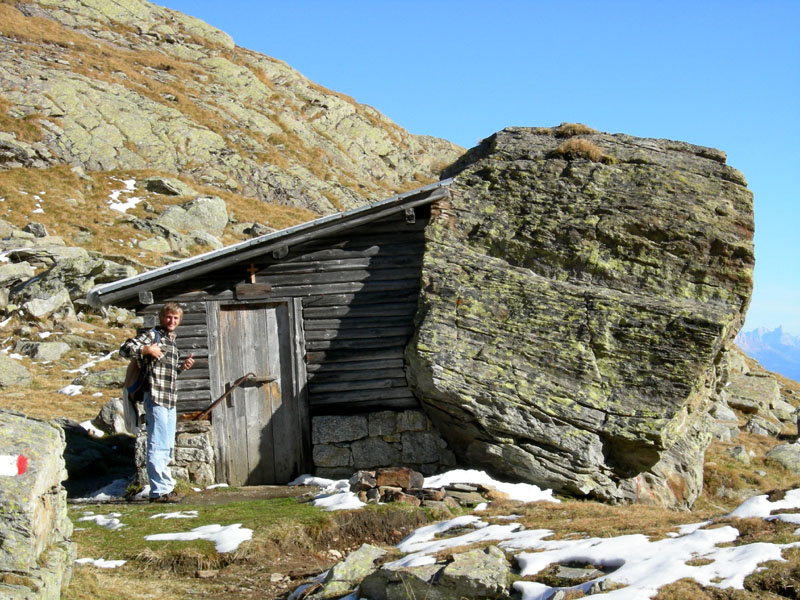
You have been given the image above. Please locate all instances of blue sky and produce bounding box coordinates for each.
[157,0,800,335]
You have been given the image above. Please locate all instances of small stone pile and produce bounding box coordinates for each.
[348,467,507,513]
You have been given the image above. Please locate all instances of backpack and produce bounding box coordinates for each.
[122,329,160,431]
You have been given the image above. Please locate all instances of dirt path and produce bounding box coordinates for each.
[186,485,319,504]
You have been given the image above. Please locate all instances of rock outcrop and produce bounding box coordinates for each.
[408,125,755,507]
[713,344,800,472]
[0,409,75,600]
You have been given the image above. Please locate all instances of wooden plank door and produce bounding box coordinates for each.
[208,302,305,485]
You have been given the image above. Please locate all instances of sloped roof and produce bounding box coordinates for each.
[87,179,452,308]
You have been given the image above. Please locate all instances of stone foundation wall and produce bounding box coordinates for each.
[135,420,215,488]
[312,409,456,479]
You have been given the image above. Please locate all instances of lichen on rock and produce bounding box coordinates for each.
[408,126,755,507]
[0,409,75,599]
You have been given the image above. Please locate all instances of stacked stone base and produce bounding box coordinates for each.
[134,410,454,488]
[135,420,215,489]
[312,410,456,479]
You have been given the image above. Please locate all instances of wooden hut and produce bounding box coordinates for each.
[88,180,451,485]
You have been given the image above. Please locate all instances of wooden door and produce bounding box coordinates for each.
[208,302,306,485]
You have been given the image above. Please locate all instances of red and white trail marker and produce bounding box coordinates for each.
[0,454,27,476]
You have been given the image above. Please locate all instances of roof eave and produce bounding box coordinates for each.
[87,179,452,309]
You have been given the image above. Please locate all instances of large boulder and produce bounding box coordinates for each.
[0,409,75,599]
[14,340,71,362]
[360,545,511,600]
[9,255,135,318]
[10,256,104,304]
[155,195,228,237]
[408,126,754,507]
[766,443,800,474]
[0,262,36,289]
[0,354,33,388]
[725,372,781,414]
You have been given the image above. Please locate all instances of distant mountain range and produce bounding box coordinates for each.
[736,327,800,382]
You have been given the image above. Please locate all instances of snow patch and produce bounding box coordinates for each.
[145,523,252,553]
[75,558,126,569]
[78,512,124,530]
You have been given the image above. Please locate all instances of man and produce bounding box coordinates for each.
[120,302,194,503]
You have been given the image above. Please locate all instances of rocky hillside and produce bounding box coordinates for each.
[0,0,462,229]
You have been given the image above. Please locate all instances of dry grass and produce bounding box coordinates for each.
[701,434,797,514]
[555,122,598,137]
[60,432,800,600]
[0,166,156,259]
[0,317,130,422]
[65,502,437,600]
[0,166,318,260]
[0,94,44,143]
[654,579,751,599]
[530,122,598,137]
[502,498,716,541]
[551,138,616,164]
[64,568,230,600]
[654,547,800,600]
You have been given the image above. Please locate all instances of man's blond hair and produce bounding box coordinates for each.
[159,302,183,319]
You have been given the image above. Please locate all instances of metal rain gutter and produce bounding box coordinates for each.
[87,179,453,308]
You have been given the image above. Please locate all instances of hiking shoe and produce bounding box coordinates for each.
[149,491,184,503]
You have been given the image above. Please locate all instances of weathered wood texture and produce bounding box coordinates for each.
[288,210,428,414]
[143,205,429,416]
[206,302,308,485]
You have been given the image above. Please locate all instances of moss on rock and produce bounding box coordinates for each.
[409,127,754,507]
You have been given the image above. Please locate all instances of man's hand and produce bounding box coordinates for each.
[181,353,195,372]
[142,344,163,360]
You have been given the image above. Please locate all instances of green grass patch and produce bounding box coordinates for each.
[70,496,329,563]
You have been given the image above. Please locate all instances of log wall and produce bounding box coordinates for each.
[140,204,429,416]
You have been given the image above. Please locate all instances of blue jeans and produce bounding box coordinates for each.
[144,393,176,498]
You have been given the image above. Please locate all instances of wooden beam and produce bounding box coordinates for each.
[303,304,417,319]
[307,367,406,384]
[302,290,418,308]
[309,377,409,394]
[261,267,422,287]
[308,387,416,405]
[302,316,414,331]
[177,380,211,391]
[235,283,272,299]
[303,325,413,342]
[309,397,419,414]
[269,278,419,298]
[304,336,410,352]
[305,358,404,373]
[305,347,405,364]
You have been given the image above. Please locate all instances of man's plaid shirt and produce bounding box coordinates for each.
[120,327,181,410]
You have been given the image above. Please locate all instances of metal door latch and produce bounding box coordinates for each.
[245,375,277,385]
